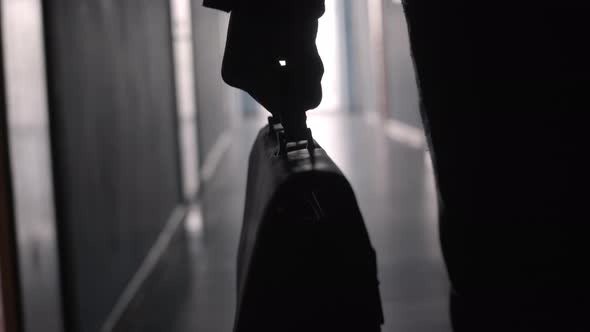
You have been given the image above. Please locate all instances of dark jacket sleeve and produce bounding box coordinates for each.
[203,0,233,12]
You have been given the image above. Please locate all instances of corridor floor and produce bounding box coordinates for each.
[171,113,452,332]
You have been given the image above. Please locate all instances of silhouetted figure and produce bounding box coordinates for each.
[206,3,384,332]
[205,1,589,331]
[403,3,589,332]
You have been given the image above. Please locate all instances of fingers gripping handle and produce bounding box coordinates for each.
[220,0,325,144]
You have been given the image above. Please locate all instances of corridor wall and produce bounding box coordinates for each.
[191,4,240,177]
[382,0,422,129]
[43,1,181,331]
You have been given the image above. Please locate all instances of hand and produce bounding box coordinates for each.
[221,0,325,117]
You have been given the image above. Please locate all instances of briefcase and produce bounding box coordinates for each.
[234,123,384,332]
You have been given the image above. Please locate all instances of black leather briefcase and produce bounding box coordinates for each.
[234,123,384,332]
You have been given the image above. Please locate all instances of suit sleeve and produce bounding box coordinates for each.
[203,0,234,12]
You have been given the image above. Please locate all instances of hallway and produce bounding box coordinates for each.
[172,113,452,332]
[3,1,588,331]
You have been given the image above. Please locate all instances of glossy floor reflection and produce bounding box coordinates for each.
[172,113,452,332]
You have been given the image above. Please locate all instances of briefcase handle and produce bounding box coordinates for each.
[268,116,316,156]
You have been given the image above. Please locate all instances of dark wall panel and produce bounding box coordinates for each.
[43,1,180,331]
